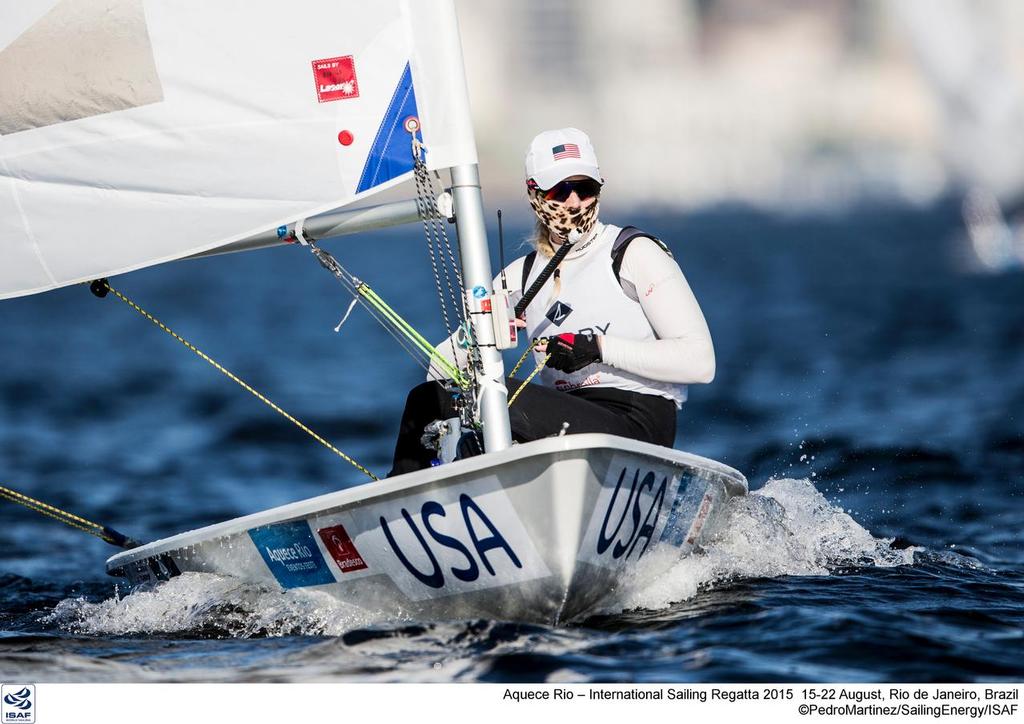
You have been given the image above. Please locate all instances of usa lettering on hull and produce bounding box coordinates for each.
[347,476,549,601]
[578,454,706,569]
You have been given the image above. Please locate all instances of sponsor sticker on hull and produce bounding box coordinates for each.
[660,470,714,548]
[249,520,335,589]
[317,523,368,574]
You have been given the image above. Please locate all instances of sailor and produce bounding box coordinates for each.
[389,127,715,475]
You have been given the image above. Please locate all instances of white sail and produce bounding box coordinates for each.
[0,0,477,300]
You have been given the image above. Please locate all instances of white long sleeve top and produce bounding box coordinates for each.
[428,222,715,391]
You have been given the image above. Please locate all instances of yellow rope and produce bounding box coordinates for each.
[0,485,108,540]
[100,282,378,481]
[1,484,138,546]
[0,484,103,531]
[508,352,551,407]
[508,345,535,378]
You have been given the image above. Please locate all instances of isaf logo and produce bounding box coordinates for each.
[2,685,34,723]
[545,300,573,326]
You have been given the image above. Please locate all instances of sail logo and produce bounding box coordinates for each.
[317,524,368,573]
[380,493,522,590]
[312,55,360,103]
[1,685,34,723]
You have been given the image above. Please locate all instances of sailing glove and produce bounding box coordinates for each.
[545,332,601,373]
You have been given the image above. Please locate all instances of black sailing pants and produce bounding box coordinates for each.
[389,378,677,476]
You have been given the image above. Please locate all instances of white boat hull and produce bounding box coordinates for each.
[106,434,747,624]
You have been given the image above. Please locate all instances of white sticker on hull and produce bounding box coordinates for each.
[578,454,711,570]
[345,476,550,601]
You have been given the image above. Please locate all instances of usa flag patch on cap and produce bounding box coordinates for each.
[552,143,580,160]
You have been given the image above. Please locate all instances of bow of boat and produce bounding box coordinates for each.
[106,434,746,624]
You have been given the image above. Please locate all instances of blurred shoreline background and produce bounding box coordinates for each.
[456,0,1024,264]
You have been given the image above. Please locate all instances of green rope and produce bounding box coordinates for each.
[303,240,471,390]
[357,284,470,388]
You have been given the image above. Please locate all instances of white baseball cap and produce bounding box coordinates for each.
[524,128,602,190]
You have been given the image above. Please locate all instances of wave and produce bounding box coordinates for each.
[611,478,917,612]
[42,575,401,638]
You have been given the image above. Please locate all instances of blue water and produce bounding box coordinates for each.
[1,201,1022,682]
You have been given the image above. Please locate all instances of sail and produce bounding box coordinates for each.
[0,0,477,300]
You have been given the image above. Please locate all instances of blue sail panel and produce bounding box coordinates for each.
[357,62,420,194]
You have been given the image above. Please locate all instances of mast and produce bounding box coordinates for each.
[450,164,512,452]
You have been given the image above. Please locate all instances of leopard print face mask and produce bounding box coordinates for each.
[527,186,600,242]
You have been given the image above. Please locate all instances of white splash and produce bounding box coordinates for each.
[43,572,401,637]
[614,477,916,611]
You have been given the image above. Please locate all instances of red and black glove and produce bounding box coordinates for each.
[546,332,601,373]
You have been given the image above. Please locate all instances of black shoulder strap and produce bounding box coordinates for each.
[520,251,537,292]
[611,226,671,283]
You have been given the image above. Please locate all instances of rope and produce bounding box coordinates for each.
[0,484,140,548]
[413,140,469,327]
[411,138,479,388]
[358,284,470,387]
[508,344,535,378]
[413,144,459,335]
[333,297,359,332]
[315,247,437,372]
[96,281,379,481]
[304,242,470,388]
[507,352,551,407]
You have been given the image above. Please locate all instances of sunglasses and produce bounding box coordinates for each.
[532,178,602,202]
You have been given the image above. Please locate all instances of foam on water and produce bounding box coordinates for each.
[614,478,916,612]
[43,574,405,638]
[44,479,916,638]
